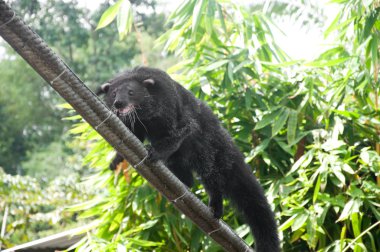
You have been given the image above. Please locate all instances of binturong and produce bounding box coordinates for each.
[96,66,280,252]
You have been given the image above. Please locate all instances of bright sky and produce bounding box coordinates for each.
[0,0,340,61]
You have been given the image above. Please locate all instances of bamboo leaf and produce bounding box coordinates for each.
[361,8,380,42]
[371,36,378,67]
[306,57,351,67]
[313,174,321,203]
[279,215,297,231]
[192,0,208,38]
[251,138,271,159]
[272,108,290,137]
[96,0,123,30]
[287,109,298,145]
[254,109,282,130]
[289,150,314,174]
[117,0,133,40]
[351,213,362,241]
[204,59,228,71]
[204,0,215,35]
[338,199,354,222]
[216,3,226,34]
[324,11,342,38]
[245,88,253,109]
[292,213,309,231]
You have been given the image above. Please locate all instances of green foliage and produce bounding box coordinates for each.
[0,58,65,174]
[0,168,93,247]
[21,139,86,180]
[0,0,169,176]
[97,0,133,40]
[70,0,380,251]
[1,0,379,251]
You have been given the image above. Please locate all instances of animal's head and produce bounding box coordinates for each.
[96,75,155,117]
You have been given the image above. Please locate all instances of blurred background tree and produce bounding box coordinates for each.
[0,0,379,251]
[0,0,172,247]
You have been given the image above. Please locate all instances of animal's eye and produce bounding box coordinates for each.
[112,91,116,98]
[128,90,134,96]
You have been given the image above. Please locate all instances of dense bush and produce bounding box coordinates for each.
[0,168,93,247]
[1,0,378,251]
[71,0,380,251]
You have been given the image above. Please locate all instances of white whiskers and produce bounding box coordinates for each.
[115,105,148,134]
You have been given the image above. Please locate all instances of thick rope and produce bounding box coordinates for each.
[0,2,253,251]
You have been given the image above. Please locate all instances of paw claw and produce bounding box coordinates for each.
[210,205,223,219]
[145,145,160,162]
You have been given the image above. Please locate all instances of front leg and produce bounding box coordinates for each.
[148,118,199,162]
[108,117,147,170]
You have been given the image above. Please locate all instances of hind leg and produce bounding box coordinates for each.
[169,165,194,188]
[202,176,223,219]
[166,158,194,188]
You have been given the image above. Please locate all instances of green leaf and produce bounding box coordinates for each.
[216,3,226,34]
[69,123,92,134]
[287,109,298,145]
[287,131,310,147]
[333,169,346,186]
[204,0,216,35]
[245,88,253,109]
[275,138,293,155]
[192,0,208,38]
[361,8,380,42]
[371,36,378,67]
[306,57,351,67]
[313,174,321,203]
[292,213,309,231]
[96,0,123,30]
[338,199,354,222]
[289,149,314,174]
[127,238,164,247]
[246,138,270,161]
[254,109,282,130]
[204,59,229,71]
[279,215,297,231]
[62,115,82,121]
[117,0,133,40]
[342,164,355,174]
[168,0,194,22]
[324,11,342,38]
[272,109,290,137]
[227,62,234,83]
[56,103,73,109]
[332,109,360,119]
[68,198,105,211]
[351,213,362,240]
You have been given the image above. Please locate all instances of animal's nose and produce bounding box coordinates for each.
[114,100,123,109]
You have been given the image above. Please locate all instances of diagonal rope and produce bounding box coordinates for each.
[0,2,253,251]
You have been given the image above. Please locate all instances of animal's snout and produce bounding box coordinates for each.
[114,100,124,109]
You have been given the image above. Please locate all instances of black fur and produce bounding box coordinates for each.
[97,66,280,252]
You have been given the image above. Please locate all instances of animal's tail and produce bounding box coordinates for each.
[225,163,280,252]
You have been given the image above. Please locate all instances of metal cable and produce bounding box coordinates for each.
[0,2,253,251]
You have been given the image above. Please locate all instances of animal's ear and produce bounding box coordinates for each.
[142,78,155,87]
[96,82,111,95]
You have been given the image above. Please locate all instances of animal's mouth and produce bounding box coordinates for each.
[117,104,134,116]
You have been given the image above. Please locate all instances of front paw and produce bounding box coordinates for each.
[210,205,223,219]
[145,145,161,163]
[209,198,223,219]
